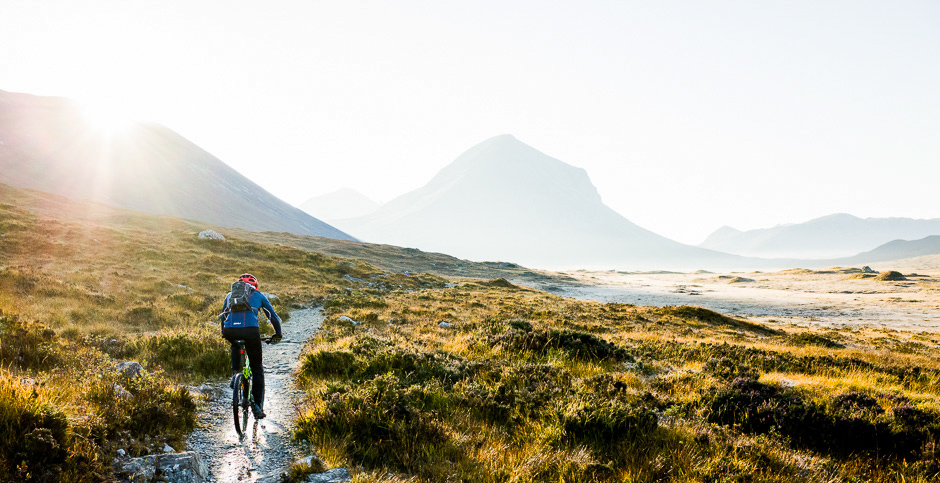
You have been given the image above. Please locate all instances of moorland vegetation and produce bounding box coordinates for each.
[2,183,939,482]
[0,185,439,481]
[300,281,940,482]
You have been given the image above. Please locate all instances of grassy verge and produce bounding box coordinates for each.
[297,281,940,482]
[0,185,444,481]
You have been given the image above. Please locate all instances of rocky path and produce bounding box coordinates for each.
[187,308,323,482]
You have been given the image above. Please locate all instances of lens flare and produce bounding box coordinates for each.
[78,99,135,134]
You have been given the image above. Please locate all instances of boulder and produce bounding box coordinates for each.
[197,230,226,241]
[115,452,208,483]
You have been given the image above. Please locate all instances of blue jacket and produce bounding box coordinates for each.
[221,290,282,335]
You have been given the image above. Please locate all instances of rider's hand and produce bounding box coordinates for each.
[270,334,283,344]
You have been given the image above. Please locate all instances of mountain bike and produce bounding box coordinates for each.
[232,336,274,437]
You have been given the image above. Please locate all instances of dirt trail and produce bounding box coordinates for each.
[187,308,323,482]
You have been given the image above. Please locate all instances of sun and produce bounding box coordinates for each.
[78,98,137,134]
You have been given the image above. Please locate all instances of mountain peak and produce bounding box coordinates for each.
[333,136,731,269]
[422,134,601,208]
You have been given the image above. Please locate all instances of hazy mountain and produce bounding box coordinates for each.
[0,89,354,240]
[334,134,743,270]
[831,235,940,266]
[701,214,940,259]
[298,188,380,220]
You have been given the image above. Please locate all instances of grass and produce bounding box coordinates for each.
[4,183,940,482]
[0,184,445,481]
[298,282,940,482]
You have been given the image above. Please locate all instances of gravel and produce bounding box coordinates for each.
[186,308,323,482]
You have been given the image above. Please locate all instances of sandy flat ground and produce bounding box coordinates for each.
[539,269,940,333]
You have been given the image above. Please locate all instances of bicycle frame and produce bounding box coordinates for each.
[232,336,274,437]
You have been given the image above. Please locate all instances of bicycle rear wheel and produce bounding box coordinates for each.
[232,374,250,436]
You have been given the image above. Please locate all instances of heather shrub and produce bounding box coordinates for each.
[0,375,72,480]
[295,374,455,473]
[461,363,572,426]
[492,327,633,362]
[86,370,197,442]
[788,332,845,349]
[559,398,658,450]
[702,380,940,458]
[703,357,760,381]
[0,312,63,371]
[125,329,229,378]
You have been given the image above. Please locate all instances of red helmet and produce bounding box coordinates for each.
[239,273,259,288]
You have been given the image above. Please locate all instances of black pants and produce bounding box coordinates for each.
[222,326,264,407]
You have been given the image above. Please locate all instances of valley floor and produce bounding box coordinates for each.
[539,268,940,333]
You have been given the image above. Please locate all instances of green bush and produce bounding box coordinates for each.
[299,350,357,379]
[301,337,471,386]
[492,328,634,362]
[87,371,197,441]
[0,376,72,480]
[127,330,229,378]
[295,374,453,473]
[462,363,572,426]
[788,332,845,349]
[701,380,940,458]
[703,357,760,381]
[560,398,658,450]
[653,306,782,336]
[0,312,63,371]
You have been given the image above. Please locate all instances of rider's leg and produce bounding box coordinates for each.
[243,330,265,408]
[220,328,244,375]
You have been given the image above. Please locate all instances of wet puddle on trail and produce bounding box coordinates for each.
[187,308,323,482]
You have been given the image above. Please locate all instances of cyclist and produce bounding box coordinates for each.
[220,273,282,419]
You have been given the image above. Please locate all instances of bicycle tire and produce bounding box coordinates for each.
[232,374,250,436]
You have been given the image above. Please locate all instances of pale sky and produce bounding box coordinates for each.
[2,1,938,245]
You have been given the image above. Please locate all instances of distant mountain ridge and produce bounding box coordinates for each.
[298,188,380,221]
[832,235,940,266]
[701,213,940,259]
[0,89,354,240]
[334,134,744,270]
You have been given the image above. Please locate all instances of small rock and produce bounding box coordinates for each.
[163,444,175,453]
[305,468,352,483]
[117,448,127,457]
[115,361,144,379]
[197,230,226,241]
[438,321,453,328]
[115,455,157,482]
[338,315,360,325]
[113,384,132,400]
[155,452,208,482]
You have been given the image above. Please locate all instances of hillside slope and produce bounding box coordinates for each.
[0,89,354,240]
[335,135,743,270]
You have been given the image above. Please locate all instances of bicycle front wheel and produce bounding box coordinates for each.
[232,374,250,436]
